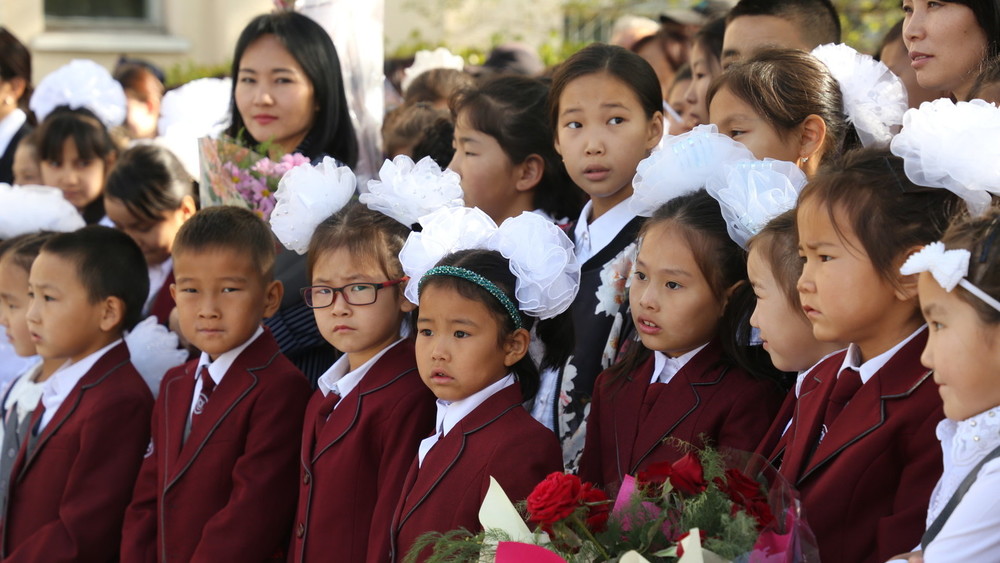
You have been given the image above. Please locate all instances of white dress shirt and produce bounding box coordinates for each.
[38,339,122,433]
[650,344,708,385]
[187,326,263,419]
[418,374,515,467]
[316,338,404,410]
[572,197,637,264]
[0,109,26,161]
[143,257,173,316]
[837,326,926,386]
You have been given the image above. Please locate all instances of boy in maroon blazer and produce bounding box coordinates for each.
[1,226,154,562]
[121,207,311,562]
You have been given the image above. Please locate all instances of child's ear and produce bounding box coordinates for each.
[502,327,531,367]
[514,154,545,192]
[894,245,924,302]
[798,114,827,172]
[262,280,284,318]
[645,111,665,152]
[98,296,126,333]
[720,279,745,314]
[399,295,416,314]
[179,195,197,221]
[169,283,177,301]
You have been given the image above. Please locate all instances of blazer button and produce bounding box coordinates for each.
[297,522,305,538]
[303,473,310,485]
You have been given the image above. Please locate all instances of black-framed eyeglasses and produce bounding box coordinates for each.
[300,277,409,308]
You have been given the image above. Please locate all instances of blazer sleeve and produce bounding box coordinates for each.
[875,407,943,563]
[188,373,311,562]
[5,390,152,563]
[717,378,783,455]
[120,397,163,563]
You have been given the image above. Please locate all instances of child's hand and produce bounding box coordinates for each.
[886,550,922,563]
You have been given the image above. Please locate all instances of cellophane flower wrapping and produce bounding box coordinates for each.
[198,136,310,221]
[414,446,819,562]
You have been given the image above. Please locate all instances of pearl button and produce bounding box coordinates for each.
[974,436,981,441]
[297,523,305,538]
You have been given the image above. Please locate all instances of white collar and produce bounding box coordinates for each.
[928,406,1000,524]
[794,348,847,397]
[39,339,122,431]
[418,374,515,467]
[143,257,173,315]
[195,326,263,385]
[0,109,26,158]
[838,325,926,385]
[572,197,636,263]
[650,343,708,385]
[317,338,404,404]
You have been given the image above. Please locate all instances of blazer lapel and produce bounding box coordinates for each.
[162,364,197,465]
[779,353,843,483]
[628,341,726,474]
[606,356,653,481]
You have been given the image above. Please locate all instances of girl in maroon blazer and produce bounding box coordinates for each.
[780,148,964,563]
[388,207,576,562]
[578,187,785,495]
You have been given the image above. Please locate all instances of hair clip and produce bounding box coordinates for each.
[901,241,1000,312]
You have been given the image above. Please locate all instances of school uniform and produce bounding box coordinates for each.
[0,362,44,511]
[579,339,784,493]
[120,327,311,562]
[387,377,563,562]
[0,110,29,185]
[548,198,643,470]
[145,261,175,327]
[777,328,942,563]
[290,339,435,563]
[0,340,153,562]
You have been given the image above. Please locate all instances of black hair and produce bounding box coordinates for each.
[694,17,727,64]
[727,0,841,47]
[105,144,195,223]
[411,115,456,170]
[0,28,33,123]
[306,201,410,282]
[548,43,663,130]
[418,248,574,402]
[607,190,783,389]
[0,232,55,276]
[453,75,584,221]
[172,206,276,281]
[969,55,1000,103]
[226,11,358,167]
[41,226,149,332]
[403,68,474,106]
[940,208,1000,324]
[36,106,119,225]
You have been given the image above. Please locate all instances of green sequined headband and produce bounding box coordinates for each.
[419,265,524,329]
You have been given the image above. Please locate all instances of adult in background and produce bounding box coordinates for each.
[0,28,33,185]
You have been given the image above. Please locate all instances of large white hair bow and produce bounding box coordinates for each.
[269,157,356,254]
[705,159,807,249]
[401,48,466,93]
[901,242,1000,312]
[399,207,580,319]
[30,59,127,128]
[631,124,754,217]
[811,43,908,148]
[360,155,464,227]
[0,184,85,238]
[890,98,1000,216]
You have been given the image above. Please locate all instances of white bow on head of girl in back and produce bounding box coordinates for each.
[810,43,908,148]
[900,241,1000,313]
[0,184,85,239]
[269,154,464,255]
[630,124,754,217]
[30,59,128,128]
[705,158,808,249]
[398,206,581,322]
[890,98,1000,217]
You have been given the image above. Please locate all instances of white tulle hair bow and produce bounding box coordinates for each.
[900,242,1000,312]
[890,98,1000,216]
[360,155,465,227]
[30,59,127,128]
[705,159,808,249]
[398,207,581,319]
[269,157,357,255]
[156,77,232,178]
[811,43,908,148]
[0,184,85,238]
[631,124,754,217]
[401,48,466,93]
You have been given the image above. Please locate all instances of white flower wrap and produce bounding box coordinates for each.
[811,43,908,148]
[360,155,464,227]
[631,124,754,217]
[705,159,808,249]
[0,184,85,238]
[890,98,1000,216]
[399,208,581,319]
[30,59,127,128]
[269,157,356,254]
[402,48,466,92]
[124,317,189,398]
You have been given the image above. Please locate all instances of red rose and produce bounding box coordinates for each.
[669,453,707,496]
[744,497,776,529]
[527,472,584,528]
[637,461,673,486]
[581,483,610,532]
[716,468,763,502]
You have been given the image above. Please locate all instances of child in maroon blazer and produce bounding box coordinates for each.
[387,208,577,562]
[779,148,962,563]
[121,207,311,562]
[578,190,785,495]
[1,226,154,562]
